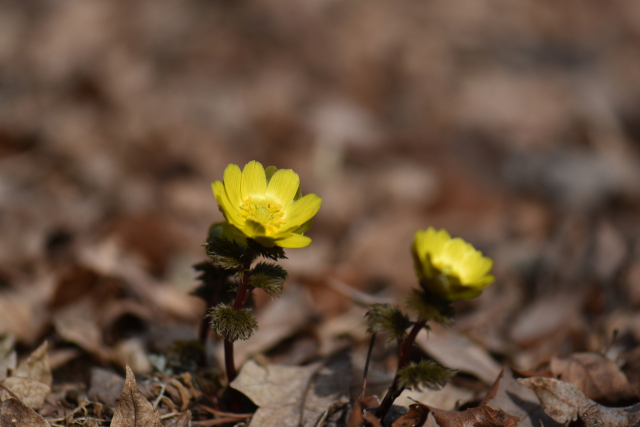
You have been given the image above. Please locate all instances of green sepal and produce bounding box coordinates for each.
[398,360,456,391]
[406,289,454,325]
[205,236,245,270]
[249,262,287,299]
[247,238,287,261]
[206,304,259,342]
[366,303,412,341]
[191,261,235,304]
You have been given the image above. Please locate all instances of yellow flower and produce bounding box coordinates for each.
[212,161,322,248]
[412,227,494,301]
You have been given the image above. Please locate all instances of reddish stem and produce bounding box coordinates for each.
[375,320,426,422]
[224,253,254,383]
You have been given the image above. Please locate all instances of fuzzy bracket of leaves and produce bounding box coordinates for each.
[246,238,287,261]
[248,262,287,298]
[207,304,259,342]
[366,303,413,342]
[204,237,246,270]
[398,360,457,391]
[405,288,455,326]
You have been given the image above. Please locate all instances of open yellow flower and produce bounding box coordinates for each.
[212,161,322,248]
[412,227,494,300]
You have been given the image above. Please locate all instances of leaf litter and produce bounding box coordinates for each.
[2,0,640,426]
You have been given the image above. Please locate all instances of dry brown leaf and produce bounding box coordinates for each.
[481,368,561,427]
[52,299,110,364]
[0,377,50,410]
[550,352,638,405]
[228,286,313,367]
[14,341,52,388]
[428,404,520,427]
[111,365,161,427]
[88,368,125,408]
[415,324,501,385]
[231,353,352,427]
[396,382,474,411]
[391,404,428,427]
[519,376,640,426]
[0,398,50,427]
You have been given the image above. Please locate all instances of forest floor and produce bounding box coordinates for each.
[1,1,640,426]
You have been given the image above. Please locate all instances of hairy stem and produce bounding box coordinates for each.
[375,320,426,422]
[224,251,254,383]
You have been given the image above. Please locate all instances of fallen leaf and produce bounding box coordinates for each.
[481,368,561,427]
[550,352,638,405]
[395,382,474,411]
[111,338,152,375]
[0,377,50,410]
[14,341,52,388]
[231,352,352,427]
[392,404,428,427]
[52,299,110,364]
[0,398,49,427]
[110,365,161,427]
[88,368,124,408]
[228,286,314,367]
[393,402,520,427]
[415,324,501,385]
[519,376,640,426]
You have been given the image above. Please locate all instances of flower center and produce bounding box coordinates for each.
[238,196,287,235]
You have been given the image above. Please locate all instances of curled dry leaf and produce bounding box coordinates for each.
[519,376,640,426]
[550,352,638,405]
[110,366,161,427]
[0,398,49,427]
[231,352,352,427]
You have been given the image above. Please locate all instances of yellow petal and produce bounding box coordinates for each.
[266,169,300,206]
[212,181,244,226]
[276,233,312,248]
[284,193,322,228]
[241,161,267,200]
[223,164,243,209]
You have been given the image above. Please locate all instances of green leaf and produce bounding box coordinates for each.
[405,289,454,325]
[204,236,245,270]
[191,262,235,304]
[398,360,456,391]
[248,262,287,298]
[366,303,412,341]
[247,238,287,261]
[206,304,259,342]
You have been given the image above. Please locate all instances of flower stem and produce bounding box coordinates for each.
[224,250,254,383]
[375,320,426,422]
[360,332,377,399]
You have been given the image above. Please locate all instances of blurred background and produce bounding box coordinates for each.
[1,0,640,380]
